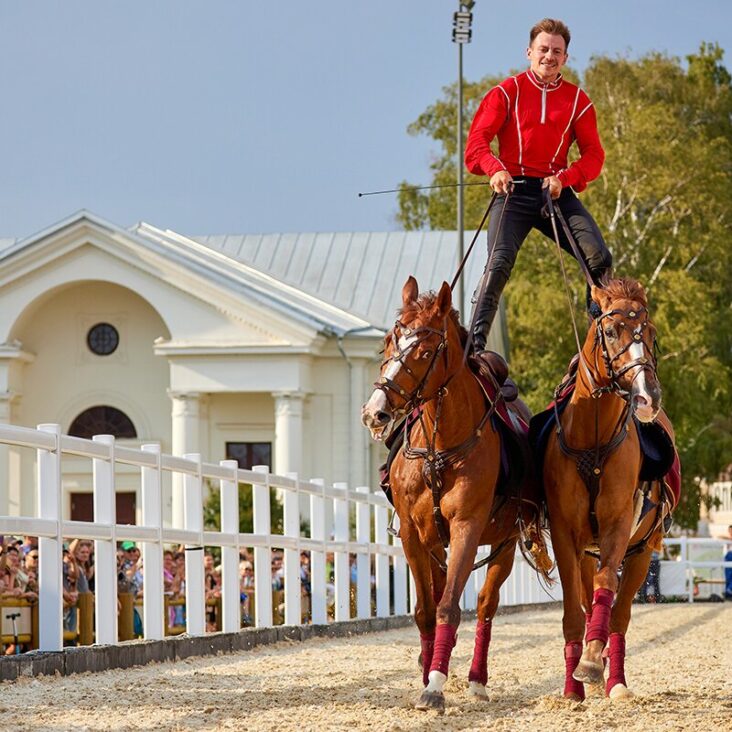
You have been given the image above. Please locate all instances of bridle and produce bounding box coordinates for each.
[591,304,658,400]
[374,312,502,572]
[373,317,450,422]
[555,300,660,539]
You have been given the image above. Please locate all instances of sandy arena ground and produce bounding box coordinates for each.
[0,603,730,731]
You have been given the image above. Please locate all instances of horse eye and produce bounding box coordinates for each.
[421,350,433,360]
[604,326,616,339]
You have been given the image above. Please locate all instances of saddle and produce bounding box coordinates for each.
[528,376,681,507]
[379,351,538,511]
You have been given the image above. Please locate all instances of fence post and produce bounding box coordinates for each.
[374,502,390,617]
[682,536,693,603]
[392,535,408,615]
[333,482,350,622]
[141,443,164,640]
[252,465,273,627]
[284,472,301,626]
[183,453,205,635]
[355,486,371,619]
[93,434,117,645]
[220,459,240,633]
[309,478,327,625]
[37,423,62,652]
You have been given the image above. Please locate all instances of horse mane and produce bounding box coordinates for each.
[398,291,469,346]
[599,277,648,307]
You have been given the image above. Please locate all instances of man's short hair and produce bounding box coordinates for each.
[529,18,571,49]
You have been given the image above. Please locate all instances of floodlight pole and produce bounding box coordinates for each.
[453,2,474,315]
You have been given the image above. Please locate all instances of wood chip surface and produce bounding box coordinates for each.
[1,603,730,731]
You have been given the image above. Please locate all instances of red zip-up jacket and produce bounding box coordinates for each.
[465,70,604,192]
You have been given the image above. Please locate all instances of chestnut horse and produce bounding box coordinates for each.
[543,277,675,701]
[362,276,551,713]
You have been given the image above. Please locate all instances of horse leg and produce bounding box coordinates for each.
[468,539,517,699]
[399,526,439,689]
[605,541,656,699]
[416,521,484,714]
[575,519,632,685]
[551,527,587,701]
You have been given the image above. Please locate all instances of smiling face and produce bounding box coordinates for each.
[527,31,568,82]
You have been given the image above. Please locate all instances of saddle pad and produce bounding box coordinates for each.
[529,382,681,503]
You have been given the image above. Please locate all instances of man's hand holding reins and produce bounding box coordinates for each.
[490,170,514,194]
[542,175,563,199]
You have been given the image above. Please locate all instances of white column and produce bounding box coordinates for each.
[349,360,369,488]
[272,391,305,477]
[169,391,200,529]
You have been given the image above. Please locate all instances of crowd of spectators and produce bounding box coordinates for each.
[0,536,322,652]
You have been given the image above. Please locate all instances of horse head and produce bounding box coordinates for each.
[587,278,661,422]
[361,276,462,441]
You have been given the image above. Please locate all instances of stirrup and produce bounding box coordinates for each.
[387,510,400,538]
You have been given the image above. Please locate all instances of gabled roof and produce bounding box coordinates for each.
[192,232,486,329]
[0,211,507,352]
[192,231,508,353]
[0,211,381,339]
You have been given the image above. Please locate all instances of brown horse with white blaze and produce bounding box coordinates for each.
[543,277,676,701]
[362,276,551,713]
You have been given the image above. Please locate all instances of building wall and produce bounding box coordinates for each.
[8,280,171,517]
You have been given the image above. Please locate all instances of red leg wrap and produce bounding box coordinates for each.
[585,588,614,645]
[605,632,627,695]
[429,623,457,677]
[420,632,435,687]
[564,641,585,701]
[468,619,492,686]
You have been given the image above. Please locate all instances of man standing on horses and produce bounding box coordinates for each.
[465,18,612,354]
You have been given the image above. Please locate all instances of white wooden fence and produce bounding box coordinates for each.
[0,423,555,652]
[662,537,732,601]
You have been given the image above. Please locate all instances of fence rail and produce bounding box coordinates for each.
[0,423,556,653]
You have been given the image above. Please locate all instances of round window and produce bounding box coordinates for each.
[87,323,119,356]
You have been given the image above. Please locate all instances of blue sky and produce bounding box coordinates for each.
[1,1,730,237]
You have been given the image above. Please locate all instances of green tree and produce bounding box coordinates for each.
[398,47,732,529]
[203,480,284,534]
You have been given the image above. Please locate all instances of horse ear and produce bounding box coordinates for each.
[402,276,418,307]
[590,284,609,315]
[436,281,453,315]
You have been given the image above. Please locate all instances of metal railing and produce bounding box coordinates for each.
[0,423,555,652]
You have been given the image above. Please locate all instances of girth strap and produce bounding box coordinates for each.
[554,397,632,537]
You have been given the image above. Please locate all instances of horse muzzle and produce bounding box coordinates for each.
[361,393,396,441]
[631,380,661,423]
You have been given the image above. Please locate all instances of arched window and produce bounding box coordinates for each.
[68,406,137,439]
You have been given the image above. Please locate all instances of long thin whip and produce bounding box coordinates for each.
[357,181,491,197]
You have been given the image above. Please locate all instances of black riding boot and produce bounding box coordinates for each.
[471,268,510,353]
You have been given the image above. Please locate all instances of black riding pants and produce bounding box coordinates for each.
[485,176,612,282]
[471,177,612,348]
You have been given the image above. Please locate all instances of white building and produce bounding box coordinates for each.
[0,211,506,526]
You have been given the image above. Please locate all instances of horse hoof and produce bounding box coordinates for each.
[564,692,584,703]
[573,659,604,685]
[415,690,445,713]
[608,683,634,700]
[468,681,488,699]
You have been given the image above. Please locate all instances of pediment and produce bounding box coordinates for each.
[0,212,377,351]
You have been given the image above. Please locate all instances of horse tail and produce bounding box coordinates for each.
[518,512,555,587]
